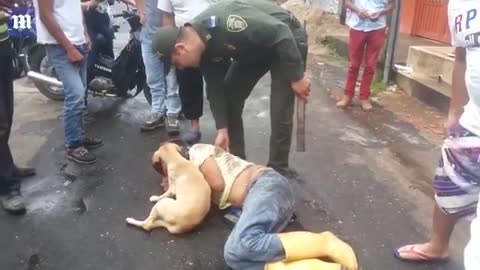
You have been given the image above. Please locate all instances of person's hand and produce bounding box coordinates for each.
[67,46,84,64]
[291,77,311,102]
[215,128,230,152]
[91,0,99,8]
[369,11,382,21]
[356,8,369,20]
[444,113,462,138]
[0,11,8,23]
[85,34,92,51]
[137,10,145,24]
[86,0,99,11]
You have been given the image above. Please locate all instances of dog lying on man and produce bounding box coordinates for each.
[126,142,211,234]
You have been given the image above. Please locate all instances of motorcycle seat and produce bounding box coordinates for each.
[97,54,116,69]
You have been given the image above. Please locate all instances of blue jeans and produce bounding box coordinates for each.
[224,169,295,270]
[46,44,88,148]
[141,39,181,115]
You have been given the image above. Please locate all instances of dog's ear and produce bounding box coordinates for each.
[152,151,165,175]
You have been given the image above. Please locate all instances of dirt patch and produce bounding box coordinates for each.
[282,0,348,55]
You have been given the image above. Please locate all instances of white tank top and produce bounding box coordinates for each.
[188,144,254,209]
[33,0,86,45]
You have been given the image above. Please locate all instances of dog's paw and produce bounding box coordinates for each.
[149,195,161,202]
[125,217,134,224]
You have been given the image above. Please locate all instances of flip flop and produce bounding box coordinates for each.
[394,245,449,264]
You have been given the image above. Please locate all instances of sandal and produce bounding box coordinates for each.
[394,245,449,264]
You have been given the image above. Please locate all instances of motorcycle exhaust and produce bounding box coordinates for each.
[27,71,63,88]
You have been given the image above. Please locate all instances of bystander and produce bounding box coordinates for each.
[0,1,36,214]
[33,0,104,164]
[157,0,213,144]
[395,0,480,264]
[336,0,394,111]
[135,0,181,134]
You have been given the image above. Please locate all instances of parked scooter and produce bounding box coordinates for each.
[28,5,150,101]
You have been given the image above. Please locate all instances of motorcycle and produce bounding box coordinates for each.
[28,4,150,101]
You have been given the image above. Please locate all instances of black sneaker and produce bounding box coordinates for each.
[1,191,26,214]
[181,130,201,145]
[166,115,180,136]
[66,146,97,164]
[140,113,165,132]
[85,135,104,149]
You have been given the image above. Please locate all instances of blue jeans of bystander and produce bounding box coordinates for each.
[46,44,88,148]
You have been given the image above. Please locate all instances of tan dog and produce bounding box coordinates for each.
[126,143,211,234]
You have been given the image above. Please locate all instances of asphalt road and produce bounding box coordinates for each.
[0,7,468,270]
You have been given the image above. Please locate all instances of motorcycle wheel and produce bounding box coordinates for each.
[29,46,65,101]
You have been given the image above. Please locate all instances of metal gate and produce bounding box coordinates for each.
[412,0,450,43]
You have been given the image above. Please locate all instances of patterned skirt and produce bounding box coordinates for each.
[434,126,480,219]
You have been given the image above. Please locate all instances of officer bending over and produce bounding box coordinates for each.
[152,0,310,176]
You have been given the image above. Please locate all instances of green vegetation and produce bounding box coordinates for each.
[370,80,386,96]
[327,45,348,65]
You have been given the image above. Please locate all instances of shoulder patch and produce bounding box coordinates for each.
[202,16,219,29]
[226,15,248,32]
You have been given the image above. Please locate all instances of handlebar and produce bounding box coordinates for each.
[112,9,137,18]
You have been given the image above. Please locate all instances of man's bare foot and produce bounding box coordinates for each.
[394,243,449,263]
[360,99,373,111]
[336,95,353,109]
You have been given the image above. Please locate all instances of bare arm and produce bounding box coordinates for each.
[448,47,468,124]
[39,0,75,52]
[380,0,395,16]
[81,1,91,11]
[162,11,175,26]
[134,0,145,23]
[345,0,363,15]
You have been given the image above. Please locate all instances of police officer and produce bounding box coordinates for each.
[0,2,36,214]
[152,0,310,175]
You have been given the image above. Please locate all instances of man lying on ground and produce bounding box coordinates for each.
[180,143,359,270]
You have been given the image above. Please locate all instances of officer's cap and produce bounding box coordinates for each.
[152,25,182,62]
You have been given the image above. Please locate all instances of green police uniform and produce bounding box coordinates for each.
[154,0,308,170]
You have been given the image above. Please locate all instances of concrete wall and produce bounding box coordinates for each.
[309,0,340,14]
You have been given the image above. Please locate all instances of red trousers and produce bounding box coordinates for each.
[344,27,386,100]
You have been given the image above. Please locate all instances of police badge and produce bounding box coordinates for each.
[226,14,248,32]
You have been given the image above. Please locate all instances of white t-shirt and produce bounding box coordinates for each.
[465,194,480,270]
[157,0,213,27]
[33,0,86,45]
[448,0,480,136]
